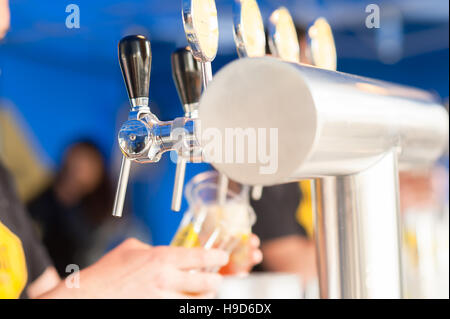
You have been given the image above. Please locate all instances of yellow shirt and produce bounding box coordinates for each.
[0,221,27,299]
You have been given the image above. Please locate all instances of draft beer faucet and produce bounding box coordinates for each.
[114,0,227,216]
[112,35,152,217]
[182,0,229,205]
[170,47,202,211]
[267,7,300,63]
[112,35,199,217]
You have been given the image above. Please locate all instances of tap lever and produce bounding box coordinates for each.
[170,47,203,211]
[171,47,202,116]
[118,35,152,107]
[113,34,152,218]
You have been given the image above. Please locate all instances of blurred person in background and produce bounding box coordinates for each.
[2,152,261,298]
[0,0,9,39]
[399,103,449,298]
[27,140,119,276]
[1,137,261,298]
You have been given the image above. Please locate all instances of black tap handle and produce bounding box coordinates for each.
[171,47,202,107]
[118,35,152,103]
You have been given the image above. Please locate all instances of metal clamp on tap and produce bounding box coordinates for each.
[112,35,199,217]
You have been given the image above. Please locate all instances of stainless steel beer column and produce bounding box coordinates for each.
[197,57,449,299]
[314,152,403,298]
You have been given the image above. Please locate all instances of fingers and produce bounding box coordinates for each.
[249,235,263,265]
[251,249,263,265]
[170,270,223,294]
[162,290,216,299]
[0,0,10,40]
[120,237,151,249]
[250,234,260,248]
[152,246,229,270]
[218,234,263,276]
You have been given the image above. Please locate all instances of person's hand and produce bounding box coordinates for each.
[219,234,262,276]
[399,170,436,213]
[40,238,229,299]
[0,0,10,39]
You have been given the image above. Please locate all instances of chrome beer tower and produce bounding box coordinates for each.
[112,3,449,299]
[198,56,448,298]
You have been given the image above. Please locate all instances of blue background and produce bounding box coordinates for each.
[0,0,448,245]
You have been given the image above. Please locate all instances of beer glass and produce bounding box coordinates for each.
[171,170,256,269]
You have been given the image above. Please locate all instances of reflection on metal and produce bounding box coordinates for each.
[307,17,337,71]
[113,35,201,217]
[182,0,228,205]
[199,57,448,184]
[113,35,153,218]
[232,0,266,58]
[268,7,300,63]
[232,0,266,200]
[198,57,448,298]
[182,0,219,62]
[112,157,131,217]
[112,24,448,298]
[314,152,403,298]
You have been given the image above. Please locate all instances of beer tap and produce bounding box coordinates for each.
[112,35,199,217]
[112,35,152,217]
[233,0,266,59]
[170,47,202,211]
[114,0,226,215]
[232,0,266,200]
[268,7,301,64]
[181,0,228,205]
[268,12,338,235]
[306,17,337,71]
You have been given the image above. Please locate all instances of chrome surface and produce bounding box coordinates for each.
[198,57,448,298]
[130,97,149,108]
[307,17,337,71]
[112,157,131,217]
[314,152,403,298]
[231,0,266,201]
[182,0,219,62]
[170,47,203,211]
[201,61,213,88]
[113,35,153,217]
[199,57,448,185]
[267,7,300,63]
[113,34,448,299]
[232,0,266,58]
